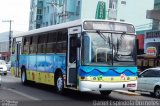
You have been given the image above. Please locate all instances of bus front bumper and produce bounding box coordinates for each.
[79,81,137,92]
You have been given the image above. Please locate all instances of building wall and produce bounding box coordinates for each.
[143,0,160,55]
[42,0,54,26]
[137,34,144,50]
[29,0,38,30]
[152,0,160,30]
[144,30,160,54]
[0,32,9,60]
[81,0,109,19]
[29,0,82,30]
[29,0,154,31]
[0,32,9,52]
[0,31,22,61]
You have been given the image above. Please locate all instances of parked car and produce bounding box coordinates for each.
[0,60,8,75]
[137,67,160,98]
[6,61,11,71]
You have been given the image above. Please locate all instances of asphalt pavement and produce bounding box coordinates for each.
[0,72,160,106]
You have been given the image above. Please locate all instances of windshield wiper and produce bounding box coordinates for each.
[96,30,111,48]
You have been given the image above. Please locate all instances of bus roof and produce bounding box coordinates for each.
[13,19,135,38]
[13,19,82,38]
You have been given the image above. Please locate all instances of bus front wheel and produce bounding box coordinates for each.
[55,73,64,93]
[100,90,112,96]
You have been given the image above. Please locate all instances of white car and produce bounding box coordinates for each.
[6,61,11,71]
[0,60,8,75]
[137,67,160,98]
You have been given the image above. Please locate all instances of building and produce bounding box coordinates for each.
[0,32,10,61]
[29,0,81,30]
[0,31,22,61]
[29,0,154,30]
[136,0,160,71]
[136,34,144,55]
[144,0,160,55]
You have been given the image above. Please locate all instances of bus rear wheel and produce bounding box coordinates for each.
[100,90,112,96]
[55,73,64,93]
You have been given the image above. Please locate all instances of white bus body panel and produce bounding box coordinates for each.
[79,81,137,91]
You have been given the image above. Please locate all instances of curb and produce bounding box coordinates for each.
[114,90,141,96]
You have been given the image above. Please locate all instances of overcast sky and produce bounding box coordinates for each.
[0,0,155,33]
[0,0,30,33]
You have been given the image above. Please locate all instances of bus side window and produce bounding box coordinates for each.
[57,31,67,53]
[46,32,57,53]
[29,36,38,54]
[37,34,47,53]
[22,37,30,54]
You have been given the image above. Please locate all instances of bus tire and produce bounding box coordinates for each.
[55,72,64,93]
[4,73,7,76]
[21,68,28,85]
[100,90,112,96]
[154,86,160,98]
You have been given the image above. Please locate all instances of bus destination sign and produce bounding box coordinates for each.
[83,21,135,34]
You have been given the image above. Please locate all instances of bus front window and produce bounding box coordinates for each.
[82,32,136,66]
[82,32,112,66]
[112,34,136,66]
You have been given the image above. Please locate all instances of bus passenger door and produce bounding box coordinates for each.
[67,26,81,86]
[15,41,21,77]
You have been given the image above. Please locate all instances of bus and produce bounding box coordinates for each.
[11,19,137,96]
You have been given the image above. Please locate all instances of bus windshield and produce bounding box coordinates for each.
[82,32,136,66]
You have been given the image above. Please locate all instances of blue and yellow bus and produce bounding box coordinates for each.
[11,19,137,96]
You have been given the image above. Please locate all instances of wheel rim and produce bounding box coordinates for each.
[155,88,160,97]
[57,77,63,92]
[22,71,25,83]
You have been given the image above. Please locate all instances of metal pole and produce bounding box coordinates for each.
[9,20,12,53]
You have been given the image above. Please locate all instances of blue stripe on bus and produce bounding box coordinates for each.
[12,54,66,74]
[79,66,137,77]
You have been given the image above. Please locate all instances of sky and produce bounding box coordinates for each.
[0,0,30,33]
[117,0,154,31]
[0,0,155,33]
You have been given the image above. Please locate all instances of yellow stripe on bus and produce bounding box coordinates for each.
[11,67,55,85]
[26,70,55,86]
